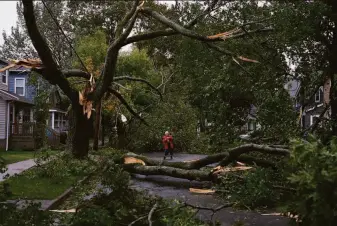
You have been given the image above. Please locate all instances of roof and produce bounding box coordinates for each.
[0,59,8,65]
[0,90,34,105]
[285,80,301,98]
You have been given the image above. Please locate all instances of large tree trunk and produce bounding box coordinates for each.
[93,100,102,151]
[70,103,92,158]
[117,116,127,149]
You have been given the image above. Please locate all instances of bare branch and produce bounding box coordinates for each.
[113,82,132,91]
[148,202,158,226]
[124,0,220,45]
[140,7,213,42]
[139,7,273,44]
[183,202,234,213]
[114,76,163,100]
[107,88,148,126]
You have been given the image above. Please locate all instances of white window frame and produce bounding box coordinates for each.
[315,86,323,103]
[310,114,320,126]
[14,78,25,96]
[1,70,8,85]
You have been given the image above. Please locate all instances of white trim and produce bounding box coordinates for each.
[51,112,55,129]
[14,77,26,96]
[310,114,320,126]
[305,103,324,113]
[0,89,19,100]
[49,109,66,114]
[1,70,8,85]
[6,102,10,151]
[314,86,323,103]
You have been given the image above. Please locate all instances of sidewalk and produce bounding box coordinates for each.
[0,159,36,182]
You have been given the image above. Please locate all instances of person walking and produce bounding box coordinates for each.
[162,131,174,160]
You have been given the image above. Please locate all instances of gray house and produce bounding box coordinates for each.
[285,79,331,129]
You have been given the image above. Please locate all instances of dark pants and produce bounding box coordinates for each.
[164,148,173,157]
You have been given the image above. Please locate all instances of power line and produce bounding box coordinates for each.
[41,0,90,75]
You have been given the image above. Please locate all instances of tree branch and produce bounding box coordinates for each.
[22,0,76,100]
[140,7,215,42]
[94,2,141,102]
[108,88,148,126]
[148,202,157,226]
[219,144,290,166]
[115,0,140,38]
[114,76,163,100]
[63,69,91,79]
[123,0,220,45]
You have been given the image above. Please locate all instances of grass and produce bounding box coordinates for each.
[1,155,86,200]
[0,150,57,165]
[3,170,79,200]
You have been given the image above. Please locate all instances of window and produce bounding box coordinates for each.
[248,121,256,131]
[310,115,320,126]
[15,78,25,96]
[1,70,8,84]
[315,86,323,103]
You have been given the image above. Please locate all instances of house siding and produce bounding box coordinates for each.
[8,71,36,102]
[0,63,8,91]
[0,97,7,140]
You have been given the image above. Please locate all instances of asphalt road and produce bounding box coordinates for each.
[130,152,290,226]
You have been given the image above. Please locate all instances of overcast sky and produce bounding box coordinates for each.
[0,1,17,44]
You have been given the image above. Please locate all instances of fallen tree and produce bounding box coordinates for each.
[121,144,290,182]
[123,144,289,169]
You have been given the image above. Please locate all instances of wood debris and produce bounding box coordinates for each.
[78,74,95,119]
[237,56,259,63]
[207,27,242,40]
[236,161,246,166]
[211,166,253,175]
[189,188,216,194]
[0,59,43,72]
[124,157,146,165]
[262,212,300,222]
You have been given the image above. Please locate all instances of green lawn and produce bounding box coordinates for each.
[1,165,81,200]
[0,150,57,165]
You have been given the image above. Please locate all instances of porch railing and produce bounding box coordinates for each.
[10,122,35,136]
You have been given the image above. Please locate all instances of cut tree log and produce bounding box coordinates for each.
[123,164,216,181]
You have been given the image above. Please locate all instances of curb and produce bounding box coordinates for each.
[44,175,91,211]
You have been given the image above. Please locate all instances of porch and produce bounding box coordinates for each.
[9,102,35,150]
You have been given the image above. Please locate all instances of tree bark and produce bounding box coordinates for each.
[117,116,127,149]
[70,103,92,158]
[93,100,102,151]
[101,113,105,146]
[123,164,216,182]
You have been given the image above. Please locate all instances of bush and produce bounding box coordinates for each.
[218,168,282,209]
[285,135,337,226]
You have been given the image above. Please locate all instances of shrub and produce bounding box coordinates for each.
[285,135,337,225]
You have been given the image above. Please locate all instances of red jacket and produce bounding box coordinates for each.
[162,135,174,149]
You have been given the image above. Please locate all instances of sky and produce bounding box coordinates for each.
[0,1,17,44]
